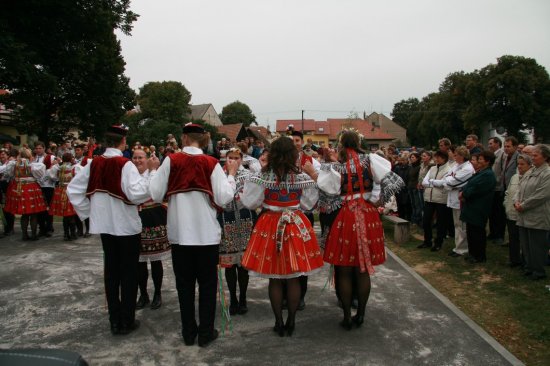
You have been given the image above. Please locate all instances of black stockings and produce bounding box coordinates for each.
[225,265,249,304]
[21,214,37,239]
[269,278,300,328]
[335,266,371,322]
[138,261,163,297]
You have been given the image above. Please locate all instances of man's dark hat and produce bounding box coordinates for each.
[290,130,303,139]
[107,124,129,136]
[182,123,205,134]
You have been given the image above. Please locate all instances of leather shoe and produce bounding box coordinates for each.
[430,246,441,252]
[183,334,196,346]
[237,300,248,315]
[273,321,285,337]
[136,294,150,310]
[448,251,461,258]
[297,299,305,311]
[352,314,364,327]
[229,301,239,315]
[119,320,140,335]
[150,293,162,310]
[339,318,352,331]
[198,329,219,347]
[417,243,431,249]
[110,323,121,335]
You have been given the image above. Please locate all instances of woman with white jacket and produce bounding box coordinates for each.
[418,150,451,252]
[430,146,475,257]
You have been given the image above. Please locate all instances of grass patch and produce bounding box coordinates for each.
[384,222,550,366]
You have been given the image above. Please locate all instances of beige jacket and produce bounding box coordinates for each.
[422,163,450,204]
[514,164,550,230]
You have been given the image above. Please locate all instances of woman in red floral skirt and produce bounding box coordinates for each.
[4,148,47,240]
[48,152,79,241]
[317,130,403,330]
[241,137,323,337]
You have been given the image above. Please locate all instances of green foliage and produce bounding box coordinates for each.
[0,0,138,143]
[137,81,191,123]
[392,55,550,146]
[220,100,256,127]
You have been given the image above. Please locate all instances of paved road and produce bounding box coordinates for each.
[0,224,523,365]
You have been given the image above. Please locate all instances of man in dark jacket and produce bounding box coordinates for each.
[459,150,496,263]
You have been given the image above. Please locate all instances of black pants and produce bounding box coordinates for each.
[489,191,506,240]
[507,219,522,266]
[38,187,54,233]
[100,233,141,327]
[422,202,449,248]
[172,244,219,340]
[466,223,487,261]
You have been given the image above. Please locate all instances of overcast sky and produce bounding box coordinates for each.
[118,0,550,128]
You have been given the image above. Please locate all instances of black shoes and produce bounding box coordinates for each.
[285,321,295,337]
[229,301,239,316]
[151,293,162,310]
[297,299,305,311]
[183,333,197,346]
[352,314,364,327]
[119,320,140,335]
[238,299,248,315]
[417,243,431,249]
[339,318,353,331]
[448,251,461,258]
[110,323,121,335]
[273,321,285,337]
[466,257,486,264]
[198,329,219,347]
[430,245,441,252]
[136,294,150,310]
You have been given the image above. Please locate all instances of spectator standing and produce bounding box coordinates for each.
[514,144,550,280]
[431,147,474,258]
[460,150,497,263]
[407,152,423,226]
[503,154,532,268]
[488,137,506,244]
[418,150,451,252]
[465,134,482,155]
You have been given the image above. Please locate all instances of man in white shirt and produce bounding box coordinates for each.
[150,123,237,347]
[67,125,159,336]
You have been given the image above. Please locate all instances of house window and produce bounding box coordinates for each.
[318,127,324,132]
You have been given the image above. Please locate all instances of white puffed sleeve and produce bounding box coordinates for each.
[300,186,319,211]
[317,167,341,195]
[241,180,264,210]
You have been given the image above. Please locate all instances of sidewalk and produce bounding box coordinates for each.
[0,224,523,365]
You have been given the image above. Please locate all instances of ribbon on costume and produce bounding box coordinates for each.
[275,209,311,253]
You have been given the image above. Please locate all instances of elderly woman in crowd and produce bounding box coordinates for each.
[459,150,496,263]
[503,154,533,268]
[513,144,550,280]
[430,146,475,258]
[419,150,451,252]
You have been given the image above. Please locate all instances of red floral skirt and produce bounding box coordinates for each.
[324,199,386,274]
[48,186,76,217]
[241,209,324,279]
[5,180,47,215]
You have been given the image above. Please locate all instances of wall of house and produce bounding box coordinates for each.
[204,105,223,127]
[0,125,28,146]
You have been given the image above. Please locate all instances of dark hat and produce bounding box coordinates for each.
[107,124,129,136]
[290,130,303,140]
[182,123,205,134]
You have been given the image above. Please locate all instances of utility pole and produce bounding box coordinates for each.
[301,110,304,134]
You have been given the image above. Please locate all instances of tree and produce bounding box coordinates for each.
[220,100,256,127]
[137,81,191,123]
[0,0,138,143]
[123,81,193,145]
[465,55,550,142]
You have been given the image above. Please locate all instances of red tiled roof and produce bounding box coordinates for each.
[248,126,269,138]
[276,119,316,132]
[327,119,394,140]
[276,118,395,140]
[217,123,244,142]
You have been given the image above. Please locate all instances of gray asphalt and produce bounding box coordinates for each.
[0,223,524,366]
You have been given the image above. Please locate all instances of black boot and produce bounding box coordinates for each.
[151,291,162,310]
[136,293,150,310]
[70,223,77,241]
